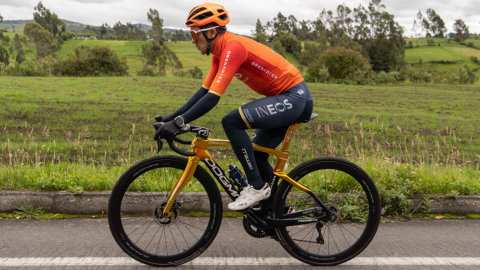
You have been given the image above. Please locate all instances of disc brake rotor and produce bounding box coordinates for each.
[153,202,181,226]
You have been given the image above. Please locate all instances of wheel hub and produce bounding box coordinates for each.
[153,202,180,226]
[320,202,339,224]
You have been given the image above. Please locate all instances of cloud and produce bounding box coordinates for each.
[1,0,480,34]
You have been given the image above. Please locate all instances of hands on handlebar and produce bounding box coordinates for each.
[153,115,209,157]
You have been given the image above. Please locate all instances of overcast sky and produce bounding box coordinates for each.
[1,0,480,36]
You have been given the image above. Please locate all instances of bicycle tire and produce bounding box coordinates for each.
[272,157,381,266]
[108,155,223,267]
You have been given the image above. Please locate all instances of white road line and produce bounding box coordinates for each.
[0,257,480,266]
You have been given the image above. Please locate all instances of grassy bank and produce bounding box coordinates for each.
[1,76,479,197]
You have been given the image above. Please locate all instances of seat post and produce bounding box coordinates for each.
[280,123,303,152]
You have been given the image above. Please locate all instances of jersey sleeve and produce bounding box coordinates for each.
[208,41,247,97]
[202,55,220,90]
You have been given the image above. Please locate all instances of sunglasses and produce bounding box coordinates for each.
[190,26,220,40]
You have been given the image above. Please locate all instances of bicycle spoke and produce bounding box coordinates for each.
[288,223,314,238]
[179,219,199,241]
[327,224,341,253]
[337,223,361,240]
[134,219,155,245]
[164,226,168,256]
[179,220,206,231]
[175,222,190,248]
[145,225,162,252]
[337,224,351,247]
[168,226,180,254]
[126,218,151,236]
[155,227,166,255]
[122,217,150,226]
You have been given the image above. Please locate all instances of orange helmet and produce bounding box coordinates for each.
[185,3,230,28]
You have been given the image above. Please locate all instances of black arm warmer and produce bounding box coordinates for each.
[175,87,209,114]
[181,93,220,124]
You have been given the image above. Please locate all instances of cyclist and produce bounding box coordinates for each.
[155,3,313,211]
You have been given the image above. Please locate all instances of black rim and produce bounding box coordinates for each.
[274,158,380,265]
[108,156,222,266]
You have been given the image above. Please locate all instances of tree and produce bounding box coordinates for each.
[271,12,289,35]
[148,9,164,44]
[311,0,404,72]
[0,47,9,66]
[252,19,267,44]
[33,1,63,36]
[0,13,3,23]
[24,22,57,59]
[426,9,447,37]
[174,30,185,41]
[314,46,370,79]
[453,19,469,42]
[413,9,447,37]
[298,41,324,66]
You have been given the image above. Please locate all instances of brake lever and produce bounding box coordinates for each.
[157,139,164,153]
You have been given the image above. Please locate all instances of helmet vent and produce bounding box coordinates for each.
[193,11,214,21]
[188,7,206,20]
[218,14,228,21]
[217,9,224,13]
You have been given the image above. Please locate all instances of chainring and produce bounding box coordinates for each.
[242,217,269,238]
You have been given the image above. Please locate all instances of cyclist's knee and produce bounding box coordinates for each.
[222,110,247,131]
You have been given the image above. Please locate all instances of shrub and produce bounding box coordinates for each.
[470,56,479,63]
[0,47,9,66]
[187,66,203,79]
[373,71,396,84]
[427,39,435,46]
[282,33,301,56]
[467,42,475,48]
[137,65,158,76]
[312,46,371,80]
[55,46,129,76]
[407,41,413,48]
[298,42,323,66]
[270,40,286,58]
[345,70,368,85]
[464,65,475,84]
[3,59,46,77]
[305,64,330,83]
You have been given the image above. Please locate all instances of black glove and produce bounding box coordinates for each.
[154,120,180,141]
[161,111,181,122]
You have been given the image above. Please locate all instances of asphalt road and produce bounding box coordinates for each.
[0,217,479,269]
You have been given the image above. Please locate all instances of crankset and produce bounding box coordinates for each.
[243,217,269,238]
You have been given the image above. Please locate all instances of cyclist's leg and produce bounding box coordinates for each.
[222,81,312,190]
[252,98,314,183]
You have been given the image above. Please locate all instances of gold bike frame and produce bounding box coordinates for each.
[162,122,311,217]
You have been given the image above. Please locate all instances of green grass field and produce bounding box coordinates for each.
[55,39,301,76]
[404,38,480,74]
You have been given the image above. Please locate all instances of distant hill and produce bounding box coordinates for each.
[0,19,189,35]
[0,19,91,34]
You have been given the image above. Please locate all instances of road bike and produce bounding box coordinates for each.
[108,114,381,267]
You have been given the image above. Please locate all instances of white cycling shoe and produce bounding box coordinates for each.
[228,184,271,211]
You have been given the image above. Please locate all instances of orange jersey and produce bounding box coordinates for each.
[202,32,304,97]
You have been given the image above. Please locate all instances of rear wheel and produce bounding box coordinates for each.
[273,157,381,266]
[108,155,223,267]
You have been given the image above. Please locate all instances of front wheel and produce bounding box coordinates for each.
[273,157,381,266]
[108,155,223,267]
